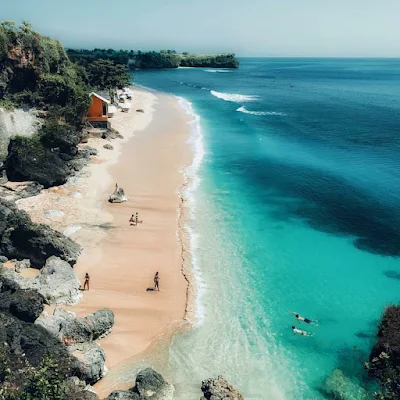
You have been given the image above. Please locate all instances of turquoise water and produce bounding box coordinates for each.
[133,59,400,399]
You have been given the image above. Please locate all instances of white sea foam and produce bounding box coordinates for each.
[236,106,287,116]
[204,69,232,73]
[210,90,259,103]
[177,96,206,326]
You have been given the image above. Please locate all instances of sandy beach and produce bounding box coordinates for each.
[17,88,193,396]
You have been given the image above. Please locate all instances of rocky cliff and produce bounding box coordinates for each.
[0,107,40,163]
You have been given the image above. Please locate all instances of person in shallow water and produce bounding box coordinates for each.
[83,273,90,291]
[292,326,312,336]
[154,272,160,291]
[290,311,313,324]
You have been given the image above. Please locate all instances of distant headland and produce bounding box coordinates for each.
[67,48,239,70]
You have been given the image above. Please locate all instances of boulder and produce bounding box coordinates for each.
[36,308,115,343]
[320,369,368,400]
[64,376,100,400]
[70,342,106,384]
[109,187,127,203]
[0,198,81,268]
[15,258,30,272]
[106,391,140,400]
[103,144,114,150]
[200,376,243,400]
[2,256,82,305]
[9,289,44,322]
[0,281,44,323]
[133,368,174,400]
[0,255,7,262]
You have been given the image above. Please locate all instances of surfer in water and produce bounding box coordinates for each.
[292,326,313,337]
[290,311,314,324]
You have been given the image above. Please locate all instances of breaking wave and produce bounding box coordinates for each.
[210,90,259,103]
[236,106,286,116]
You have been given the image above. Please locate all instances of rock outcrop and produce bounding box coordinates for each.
[0,277,44,322]
[104,368,173,400]
[0,198,81,267]
[200,376,243,400]
[368,305,400,398]
[36,308,115,343]
[109,187,127,203]
[107,391,140,400]
[0,107,40,163]
[71,341,106,384]
[2,256,82,305]
[0,181,43,202]
[133,368,174,400]
[0,311,72,367]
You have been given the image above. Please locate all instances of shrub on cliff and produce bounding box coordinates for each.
[367,305,400,399]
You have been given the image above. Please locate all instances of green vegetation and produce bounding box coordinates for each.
[0,350,72,400]
[87,59,130,89]
[67,48,239,69]
[180,53,239,68]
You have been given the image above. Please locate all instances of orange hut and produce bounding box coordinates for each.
[87,92,110,127]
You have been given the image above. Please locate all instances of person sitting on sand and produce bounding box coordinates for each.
[129,214,135,226]
[290,311,313,324]
[154,272,160,291]
[292,326,312,336]
[83,273,90,291]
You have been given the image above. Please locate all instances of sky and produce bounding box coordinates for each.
[2,0,400,57]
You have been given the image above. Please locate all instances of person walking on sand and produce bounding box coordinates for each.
[154,272,160,291]
[129,214,135,226]
[290,311,314,324]
[115,183,118,190]
[292,326,312,337]
[83,273,90,291]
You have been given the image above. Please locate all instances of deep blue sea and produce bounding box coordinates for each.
[133,59,400,399]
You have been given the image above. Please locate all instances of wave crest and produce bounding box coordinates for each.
[211,90,259,103]
[236,106,286,116]
[204,69,232,73]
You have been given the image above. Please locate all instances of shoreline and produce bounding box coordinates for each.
[16,87,199,397]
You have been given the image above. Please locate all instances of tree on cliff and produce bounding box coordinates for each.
[86,59,130,89]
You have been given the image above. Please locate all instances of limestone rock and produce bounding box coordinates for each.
[15,258,30,272]
[2,256,82,305]
[106,391,140,400]
[133,368,174,400]
[0,279,44,322]
[0,181,43,202]
[0,198,81,268]
[320,369,368,400]
[103,144,114,150]
[108,187,127,203]
[36,308,115,343]
[200,376,243,400]
[71,341,106,384]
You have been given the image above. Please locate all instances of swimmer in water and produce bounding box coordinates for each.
[290,311,313,324]
[292,326,313,337]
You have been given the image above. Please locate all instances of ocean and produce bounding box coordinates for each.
[133,58,400,399]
